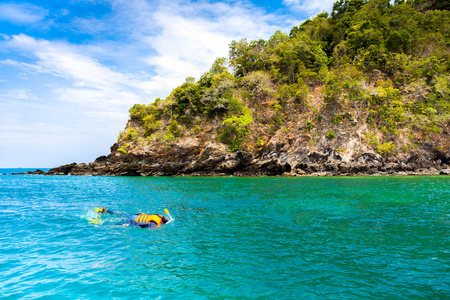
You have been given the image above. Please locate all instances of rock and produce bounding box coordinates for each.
[396,171,409,176]
[307,151,328,163]
[27,169,44,175]
[440,169,450,175]
[94,155,108,163]
[46,163,77,175]
[294,169,306,175]
[218,159,240,171]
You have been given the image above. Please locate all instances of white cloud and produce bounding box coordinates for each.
[4,34,152,112]
[0,3,48,24]
[0,89,38,101]
[8,34,129,88]
[60,8,70,17]
[53,86,140,108]
[283,0,335,15]
[0,33,11,40]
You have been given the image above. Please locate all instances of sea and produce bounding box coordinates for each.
[0,169,449,299]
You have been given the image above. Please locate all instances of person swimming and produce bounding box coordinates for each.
[93,207,170,228]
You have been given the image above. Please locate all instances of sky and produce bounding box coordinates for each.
[0,0,336,168]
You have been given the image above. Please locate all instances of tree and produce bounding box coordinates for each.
[229,39,250,77]
[210,57,229,75]
[218,107,254,151]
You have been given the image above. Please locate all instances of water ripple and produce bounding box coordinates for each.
[0,175,448,299]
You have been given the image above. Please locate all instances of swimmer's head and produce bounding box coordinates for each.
[161,216,169,224]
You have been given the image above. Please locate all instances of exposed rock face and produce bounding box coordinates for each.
[10,169,45,175]
[45,125,450,177]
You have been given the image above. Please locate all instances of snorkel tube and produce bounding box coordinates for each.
[164,208,174,224]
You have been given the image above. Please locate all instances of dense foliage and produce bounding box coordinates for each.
[120,0,449,155]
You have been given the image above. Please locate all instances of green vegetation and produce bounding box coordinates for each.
[119,1,449,155]
[256,138,265,147]
[305,120,314,131]
[377,141,396,156]
[218,107,254,151]
[117,147,128,155]
[326,130,336,139]
[125,127,139,141]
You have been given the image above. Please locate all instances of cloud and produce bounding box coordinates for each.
[53,86,140,109]
[7,34,129,88]
[127,0,294,93]
[0,3,48,24]
[283,0,335,15]
[71,16,109,35]
[4,34,151,112]
[0,88,38,101]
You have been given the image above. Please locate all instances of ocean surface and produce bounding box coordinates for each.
[0,170,448,299]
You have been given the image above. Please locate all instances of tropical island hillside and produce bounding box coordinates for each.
[47,0,450,176]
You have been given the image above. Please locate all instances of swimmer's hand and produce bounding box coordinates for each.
[93,207,107,214]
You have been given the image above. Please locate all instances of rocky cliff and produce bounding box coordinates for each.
[45,138,450,177]
[46,93,450,177]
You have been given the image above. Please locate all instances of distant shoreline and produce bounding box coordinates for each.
[0,168,51,176]
[7,164,449,177]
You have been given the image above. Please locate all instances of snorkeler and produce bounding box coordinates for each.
[93,207,171,228]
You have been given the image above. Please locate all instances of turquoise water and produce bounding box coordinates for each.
[0,172,449,299]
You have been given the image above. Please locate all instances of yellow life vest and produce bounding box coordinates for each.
[135,214,162,227]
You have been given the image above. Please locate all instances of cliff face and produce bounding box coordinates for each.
[46,135,450,177]
[46,92,450,177]
[46,1,450,177]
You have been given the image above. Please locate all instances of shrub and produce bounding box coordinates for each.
[269,100,285,125]
[401,144,410,153]
[227,97,243,115]
[365,133,380,146]
[305,120,314,131]
[325,130,336,139]
[143,118,163,136]
[167,120,181,138]
[322,65,368,112]
[129,104,148,122]
[199,73,236,118]
[276,80,309,105]
[377,142,396,156]
[169,83,202,115]
[162,132,176,142]
[256,138,265,147]
[218,107,254,151]
[241,71,275,106]
[125,127,139,141]
[190,125,202,135]
[117,147,128,155]
[424,124,441,134]
[331,112,352,125]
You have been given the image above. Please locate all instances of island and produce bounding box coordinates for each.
[45,0,450,177]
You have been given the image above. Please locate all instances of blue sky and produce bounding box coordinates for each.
[0,0,335,168]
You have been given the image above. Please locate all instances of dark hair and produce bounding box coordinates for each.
[161,216,169,224]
